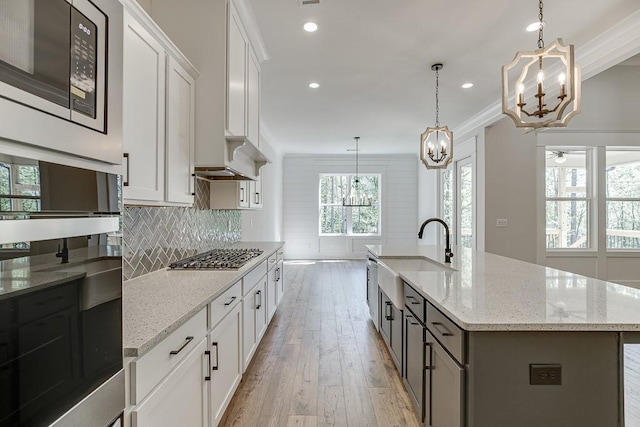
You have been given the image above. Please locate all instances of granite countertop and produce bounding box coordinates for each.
[123,242,284,358]
[0,245,122,300]
[367,244,640,332]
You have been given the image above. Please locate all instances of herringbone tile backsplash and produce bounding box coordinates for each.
[122,179,241,280]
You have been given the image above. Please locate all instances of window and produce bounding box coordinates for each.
[319,174,380,235]
[441,168,454,241]
[545,150,590,249]
[606,150,640,249]
[458,160,473,248]
[0,162,41,249]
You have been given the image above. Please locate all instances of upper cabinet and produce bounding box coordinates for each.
[122,1,198,206]
[149,0,269,181]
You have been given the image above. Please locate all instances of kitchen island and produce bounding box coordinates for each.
[367,244,640,427]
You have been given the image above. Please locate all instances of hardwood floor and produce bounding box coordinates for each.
[219,260,421,427]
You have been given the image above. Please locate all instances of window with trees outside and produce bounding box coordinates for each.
[0,162,41,249]
[319,174,380,235]
[545,150,590,249]
[606,150,640,249]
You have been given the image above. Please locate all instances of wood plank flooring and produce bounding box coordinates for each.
[219,260,420,427]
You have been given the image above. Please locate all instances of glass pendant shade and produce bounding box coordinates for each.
[342,136,372,207]
[420,126,453,169]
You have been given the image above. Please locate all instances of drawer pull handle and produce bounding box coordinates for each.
[256,290,262,309]
[276,267,281,282]
[224,296,237,306]
[123,153,130,186]
[385,301,392,320]
[406,295,421,305]
[170,336,194,355]
[424,342,432,370]
[406,314,420,326]
[205,350,212,381]
[431,321,453,337]
[211,342,219,371]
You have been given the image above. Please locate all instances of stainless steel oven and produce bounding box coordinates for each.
[0,152,124,427]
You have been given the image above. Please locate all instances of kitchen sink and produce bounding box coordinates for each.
[378,257,451,309]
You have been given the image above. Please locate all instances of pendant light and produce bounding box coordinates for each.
[342,137,372,207]
[420,63,453,169]
[502,0,581,129]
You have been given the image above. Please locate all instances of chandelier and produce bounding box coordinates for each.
[420,63,453,170]
[502,0,581,129]
[342,137,372,207]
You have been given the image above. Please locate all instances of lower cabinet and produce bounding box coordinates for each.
[208,303,242,426]
[403,310,425,423]
[275,260,284,306]
[425,329,464,427]
[131,337,208,427]
[242,271,267,371]
[379,288,403,373]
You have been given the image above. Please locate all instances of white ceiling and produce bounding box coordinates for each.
[247,0,640,156]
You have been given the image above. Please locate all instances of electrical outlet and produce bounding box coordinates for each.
[496,218,508,228]
[530,364,562,385]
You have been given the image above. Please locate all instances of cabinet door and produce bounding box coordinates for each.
[275,261,284,305]
[249,174,263,209]
[242,288,258,371]
[266,264,277,322]
[379,290,391,346]
[226,1,247,137]
[122,12,166,203]
[404,312,424,422]
[425,330,464,427]
[165,55,195,205]
[246,48,260,147]
[390,304,403,373]
[132,337,207,427]
[208,304,242,426]
[255,278,268,340]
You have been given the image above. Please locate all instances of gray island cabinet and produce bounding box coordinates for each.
[367,244,639,427]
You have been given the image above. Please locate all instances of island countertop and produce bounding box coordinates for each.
[123,241,284,358]
[367,244,640,332]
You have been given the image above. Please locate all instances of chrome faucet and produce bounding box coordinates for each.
[418,218,454,263]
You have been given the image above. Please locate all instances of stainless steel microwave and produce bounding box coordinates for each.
[0,0,123,165]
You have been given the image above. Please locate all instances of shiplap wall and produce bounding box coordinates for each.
[283,154,418,259]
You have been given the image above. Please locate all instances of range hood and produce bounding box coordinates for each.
[194,136,270,180]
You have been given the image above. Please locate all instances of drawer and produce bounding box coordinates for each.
[267,252,278,271]
[19,281,79,324]
[131,307,207,404]
[403,282,425,324]
[209,280,241,329]
[426,302,465,364]
[276,248,284,262]
[243,260,267,296]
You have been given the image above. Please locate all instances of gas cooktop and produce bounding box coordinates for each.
[168,248,263,270]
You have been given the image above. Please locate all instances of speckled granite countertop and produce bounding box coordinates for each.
[0,245,122,300]
[367,244,640,332]
[123,242,284,358]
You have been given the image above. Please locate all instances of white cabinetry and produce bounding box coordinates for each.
[130,308,208,427]
[241,261,268,371]
[122,1,198,206]
[208,302,242,426]
[148,0,269,181]
[209,173,262,210]
[131,337,208,427]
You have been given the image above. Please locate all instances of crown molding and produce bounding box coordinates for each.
[233,0,270,62]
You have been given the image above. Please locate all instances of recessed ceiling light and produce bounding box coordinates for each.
[526,21,545,32]
[308,82,320,89]
[461,82,474,89]
[303,22,318,32]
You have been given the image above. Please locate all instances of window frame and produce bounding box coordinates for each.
[544,149,593,251]
[605,149,640,251]
[318,173,381,237]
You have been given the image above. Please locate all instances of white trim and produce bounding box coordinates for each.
[232,0,270,62]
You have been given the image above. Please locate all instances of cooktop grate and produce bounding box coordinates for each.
[168,248,263,270]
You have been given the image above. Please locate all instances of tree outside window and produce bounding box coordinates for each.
[319,174,380,236]
[545,150,590,249]
[606,150,640,249]
[0,162,40,249]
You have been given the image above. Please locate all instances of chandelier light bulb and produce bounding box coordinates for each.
[558,73,566,84]
[537,69,545,84]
